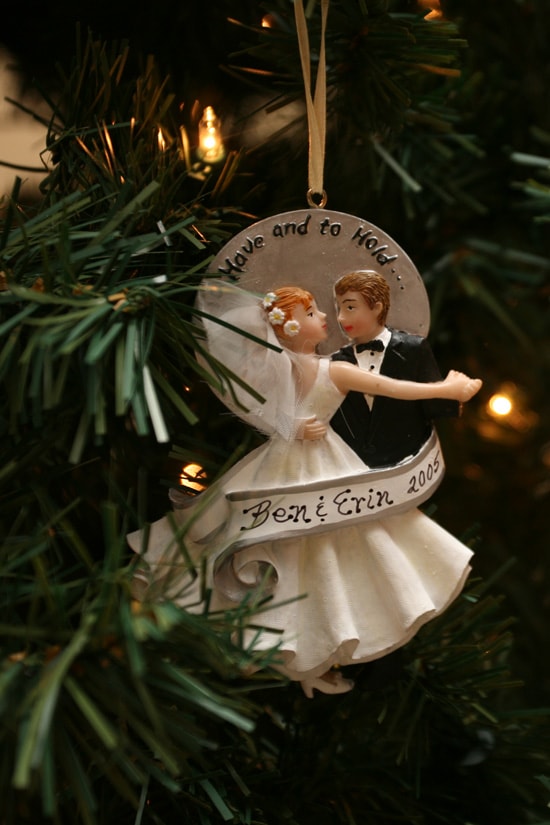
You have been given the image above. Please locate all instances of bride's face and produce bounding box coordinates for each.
[289,300,328,350]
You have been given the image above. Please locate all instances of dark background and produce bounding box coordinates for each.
[0,0,548,796]
[2,0,549,698]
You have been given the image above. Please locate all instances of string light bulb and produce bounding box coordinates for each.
[180,462,207,492]
[417,0,443,19]
[157,126,167,152]
[197,106,225,163]
[487,393,513,418]
[478,381,538,442]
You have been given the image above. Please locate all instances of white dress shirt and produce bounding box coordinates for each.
[354,326,392,409]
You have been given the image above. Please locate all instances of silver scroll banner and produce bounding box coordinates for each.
[189,430,445,559]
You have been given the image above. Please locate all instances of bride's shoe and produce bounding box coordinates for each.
[301,670,354,698]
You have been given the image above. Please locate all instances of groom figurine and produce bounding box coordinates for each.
[330,270,459,468]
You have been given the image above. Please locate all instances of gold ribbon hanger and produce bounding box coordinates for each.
[294,0,329,208]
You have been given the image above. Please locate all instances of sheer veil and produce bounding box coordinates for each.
[195,279,308,440]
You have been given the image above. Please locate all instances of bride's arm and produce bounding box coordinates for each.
[329,361,482,403]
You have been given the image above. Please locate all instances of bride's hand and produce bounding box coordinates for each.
[444,370,483,402]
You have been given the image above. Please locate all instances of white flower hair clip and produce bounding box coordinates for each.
[263,291,300,334]
[283,319,301,337]
[268,307,286,325]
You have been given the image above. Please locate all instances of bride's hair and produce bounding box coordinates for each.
[263,285,313,339]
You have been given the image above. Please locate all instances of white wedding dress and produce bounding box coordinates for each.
[129,353,473,688]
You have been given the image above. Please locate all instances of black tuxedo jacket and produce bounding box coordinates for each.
[330,330,459,468]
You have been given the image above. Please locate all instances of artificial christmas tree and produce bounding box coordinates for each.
[1,2,549,822]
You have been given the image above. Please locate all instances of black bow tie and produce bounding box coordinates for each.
[356,340,385,353]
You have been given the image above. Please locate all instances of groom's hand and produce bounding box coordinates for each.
[299,416,328,440]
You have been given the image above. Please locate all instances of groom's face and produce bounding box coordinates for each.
[336,291,384,344]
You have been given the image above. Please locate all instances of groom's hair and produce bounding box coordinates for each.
[334,270,390,326]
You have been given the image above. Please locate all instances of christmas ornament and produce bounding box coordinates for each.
[129,276,481,696]
[128,0,483,698]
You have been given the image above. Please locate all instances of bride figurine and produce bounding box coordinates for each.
[128,280,482,697]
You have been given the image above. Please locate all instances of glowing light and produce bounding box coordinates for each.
[157,127,167,152]
[488,393,513,417]
[478,382,537,441]
[180,462,207,492]
[417,0,443,19]
[197,106,225,163]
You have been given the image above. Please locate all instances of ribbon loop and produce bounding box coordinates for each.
[306,188,328,208]
[294,0,329,206]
